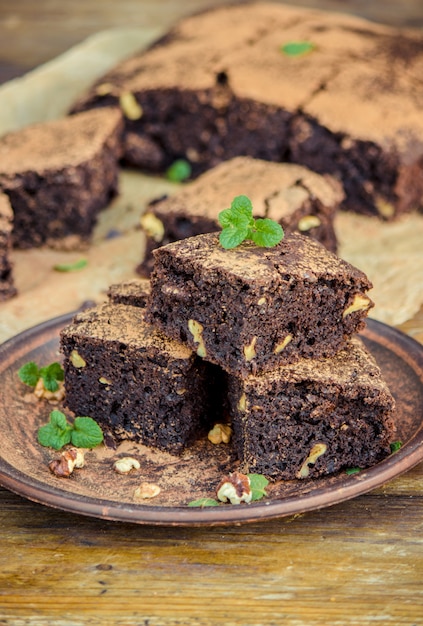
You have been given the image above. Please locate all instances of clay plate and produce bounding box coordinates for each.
[0,314,422,526]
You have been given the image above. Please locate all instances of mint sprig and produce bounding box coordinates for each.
[166,159,192,182]
[18,361,64,392]
[187,497,220,508]
[248,473,269,501]
[280,41,315,57]
[53,258,88,272]
[218,195,284,249]
[38,410,103,450]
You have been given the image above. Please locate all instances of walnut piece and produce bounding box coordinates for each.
[119,91,143,120]
[273,334,293,355]
[34,378,65,403]
[243,337,257,362]
[134,483,161,500]
[297,215,321,231]
[343,294,372,318]
[113,457,141,475]
[188,319,207,357]
[140,212,165,243]
[48,448,85,478]
[208,423,232,444]
[217,471,252,505]
[297,443,327,479]
[70,349,86,368]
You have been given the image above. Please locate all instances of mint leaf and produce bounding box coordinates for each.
[218,207,236,228]
[219,224,250,249]
[218,195,284,250]
[390,441,403,453]
[39,362,64,392]
[53,258,88,272]
[345,467,361,475]
[251,218,284,248]
[166,159,192,182]
[280,41,315,57]
[38,411,103,451]
[71,417,104,448]
[18,361,40,387]
[248,473,269,501]
[230,195,254,218]
[187,497,220,507]
[38,410,73,450]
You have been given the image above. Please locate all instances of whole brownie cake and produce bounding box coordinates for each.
[70,2,423,219]
[0,192,16,301]
[138,156,342,276]
[60,302,220,454]
[107,278,151,307]
[146,232,374,377]
[226,336,396,480]
[0,108,123,249]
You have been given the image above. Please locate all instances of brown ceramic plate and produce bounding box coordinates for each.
[0,313,422,526]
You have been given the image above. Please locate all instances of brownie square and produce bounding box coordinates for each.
[227,337,396,479]
[60,302,217,454]
[138,156,342,276]
[0,192,16,301]
[0,108,123,249]
[107,278,151,308]
[70,2,423,218]
[146,232,374,377]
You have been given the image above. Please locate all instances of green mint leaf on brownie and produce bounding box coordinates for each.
[166,159,192,182]
[53,258,88,272]
[218,195,284,249]
[70,416,104,448]
[38,410,73,450]
[219,223,250,250]
[248,473,269,501]
[345,467,361,475]
[230,194,254,218]
[187,497,221,507]
[251,218,284,248]
[39,362,64,392]
[280,41,315,57]
[18,361,41,387]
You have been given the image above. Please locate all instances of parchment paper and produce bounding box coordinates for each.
[0,29,422,343]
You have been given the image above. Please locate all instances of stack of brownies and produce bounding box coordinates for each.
[60,231,396,480]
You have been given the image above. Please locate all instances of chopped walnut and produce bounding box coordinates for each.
[34,378,65,403]
[48,448,85,478]
[208,423,232,444]
[216,471,252,505]
[297,442,327,478]
[134,482,161,500]
[113,457,141,474]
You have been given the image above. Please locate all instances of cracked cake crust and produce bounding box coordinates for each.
[138,156,343,276]
[70,2,423,219]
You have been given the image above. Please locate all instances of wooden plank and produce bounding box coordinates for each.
[0,487,422,624]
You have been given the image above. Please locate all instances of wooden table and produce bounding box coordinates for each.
[0,2,423,624]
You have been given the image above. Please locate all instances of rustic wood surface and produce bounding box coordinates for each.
[0,1,423,624]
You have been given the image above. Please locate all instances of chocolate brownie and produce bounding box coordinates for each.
[107,278,151,307]
[227,336,396,480]
[70,3,423,218]
[146,232,374,378]
[138,157,342,276]
[0,193,16,301]
[0,108,123,249]
[60,302,220,454]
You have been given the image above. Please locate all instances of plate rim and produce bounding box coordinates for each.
[0,312,422,526]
